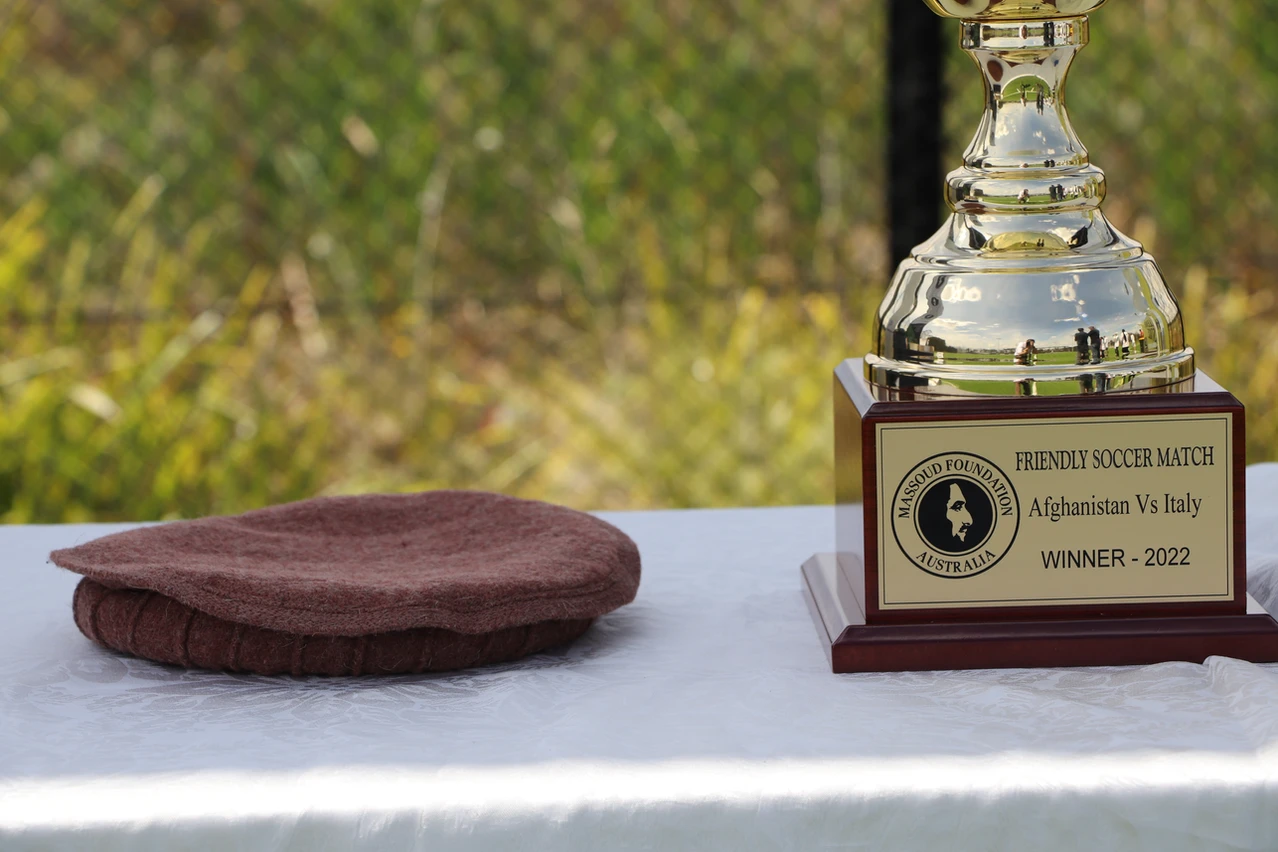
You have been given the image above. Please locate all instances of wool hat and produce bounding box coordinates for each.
[51,491,641,676]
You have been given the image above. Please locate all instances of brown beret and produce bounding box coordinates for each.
[51,491,641,676]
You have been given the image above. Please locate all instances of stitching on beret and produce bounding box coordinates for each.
[352,635,367,677]
[126,592,150,657]
[179,607,196,668]
[229,623,244,671]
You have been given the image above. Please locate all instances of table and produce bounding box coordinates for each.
[5,467,1278,851]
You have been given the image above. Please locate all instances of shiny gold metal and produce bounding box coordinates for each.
[922,0,1109,20]
[867,2,1193,397]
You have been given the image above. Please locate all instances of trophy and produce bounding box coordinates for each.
[802,0,1278,672]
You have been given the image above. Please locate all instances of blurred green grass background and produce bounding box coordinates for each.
[1,0,1275,522]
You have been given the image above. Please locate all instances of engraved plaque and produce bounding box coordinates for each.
[875,413,1233,611]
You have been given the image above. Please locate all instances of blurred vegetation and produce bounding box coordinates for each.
[0,0,1275,522]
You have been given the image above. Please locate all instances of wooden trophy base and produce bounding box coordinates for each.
[808,359,1278,672]
[802,552,1278,672]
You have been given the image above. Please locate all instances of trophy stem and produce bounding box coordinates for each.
[933,16,1122,265]
[949,19,1100,217]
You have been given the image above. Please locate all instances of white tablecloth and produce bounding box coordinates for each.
[6,467,1278,851]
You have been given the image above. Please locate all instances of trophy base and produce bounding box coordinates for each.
[837,358,1249,625]
[801,553,1278,673]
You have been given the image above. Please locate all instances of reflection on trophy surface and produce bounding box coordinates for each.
[868,0,1194,396]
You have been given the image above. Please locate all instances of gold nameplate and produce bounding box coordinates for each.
[875,413,1234,611]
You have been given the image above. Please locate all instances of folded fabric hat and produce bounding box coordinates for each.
[50,491,641,676]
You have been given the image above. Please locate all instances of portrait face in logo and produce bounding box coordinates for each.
[945,483,973,541]
[917,477,994,555]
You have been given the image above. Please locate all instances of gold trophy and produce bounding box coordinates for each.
[802,0,1278,672]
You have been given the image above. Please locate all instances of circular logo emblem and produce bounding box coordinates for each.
[890,452,1020,579]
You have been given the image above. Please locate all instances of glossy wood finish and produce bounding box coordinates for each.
[834,359,1248,625]
[802,553,1278,673]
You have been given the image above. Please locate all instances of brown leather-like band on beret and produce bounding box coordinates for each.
[72,578,594,676]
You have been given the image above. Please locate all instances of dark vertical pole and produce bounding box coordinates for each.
[888,1,946,267]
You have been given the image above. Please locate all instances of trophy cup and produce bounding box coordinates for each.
[802,0,1278,672]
